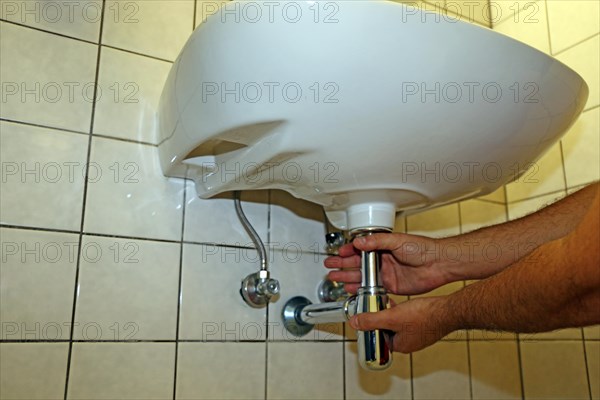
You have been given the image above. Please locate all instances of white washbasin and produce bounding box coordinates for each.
[158,0,588,231]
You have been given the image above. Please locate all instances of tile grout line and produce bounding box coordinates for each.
[457,206,474,400]
[264,189,272,400]
[543,0,553,56]
[0,18,175,64]
[0,222,334,255]
[0,18,97,45]
[516,337,526,400]
[0,118,158,147]
[172,168,188,400]
[193,0,197,30]
[102,43,174,64]
[63,1,107,399]
[581,330,593,400]
[552,32,600,57]
[342,339,346,400]
[409,352,415,400]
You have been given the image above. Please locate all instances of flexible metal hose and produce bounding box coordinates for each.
[234,191,268,271]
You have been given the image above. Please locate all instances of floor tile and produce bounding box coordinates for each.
[470,341,522,399]
[84,137,184,241]
[74,236,180,340]
[0,121,87,231]
[0,343,68,400]
[184,182,269,247]
[0,21,97,132]
[176,342,265,400]
[93,47,172,144]
[1,228,77,340]
[412,341,471,400]
[267,342,343,400]
[102,1,193,61]
[179,243,267,340]
[68,342,175,400]
[520,340,589,400]
[0,1,102,42]
[345,342,411,399]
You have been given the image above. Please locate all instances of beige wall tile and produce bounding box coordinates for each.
[0,343,68,400]
[507,190,566,220]
[477,186,506,203]
[557,35,600,110]
[195,0,229,28]
[505,142,566,202]
[84,138,184,241]
[446,0,491,25]
[562,108,600,189]
[0,121,88,231]
[1,228,77,340]
[345,342,411,399]
[269,251,343,341]
[547,0,600,54]
[93,47,172,144]
[267,342,343,400]
[102,1,193,61]
[407,203,461,238]
[0,22,96,132]
[74,236,179,340]
[179,244,266,340]
[68,343,174,399]
[459,199,507,233]
[412,341,471,399]
[520,341,589,399]
[489,0,542,27]
[584,325,600,340]
[0,1,102,42]
[494,0,550,54]
[270,189,327,253]
[184,182,269,247]
[470,341,522,399]
[176,342,265,400]
[587,341,600,400]
[520,328,583,340]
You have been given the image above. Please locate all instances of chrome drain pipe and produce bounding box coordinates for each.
[282,228,393,371]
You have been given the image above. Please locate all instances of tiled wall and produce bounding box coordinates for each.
[0,1,597,400]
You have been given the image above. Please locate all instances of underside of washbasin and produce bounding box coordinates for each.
[157,0,588,231]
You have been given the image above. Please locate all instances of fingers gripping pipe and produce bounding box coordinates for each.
[282,229,393,371]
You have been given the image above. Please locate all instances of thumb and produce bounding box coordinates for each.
[349,308,395,331]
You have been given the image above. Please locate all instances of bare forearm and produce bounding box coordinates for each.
[442,183,599,281]
[444,185,600,333]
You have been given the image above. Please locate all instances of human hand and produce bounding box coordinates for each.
[348,296,456,353]
[324,233,456,295]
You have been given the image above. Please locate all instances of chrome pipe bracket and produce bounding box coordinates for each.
[281,296,314,337]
